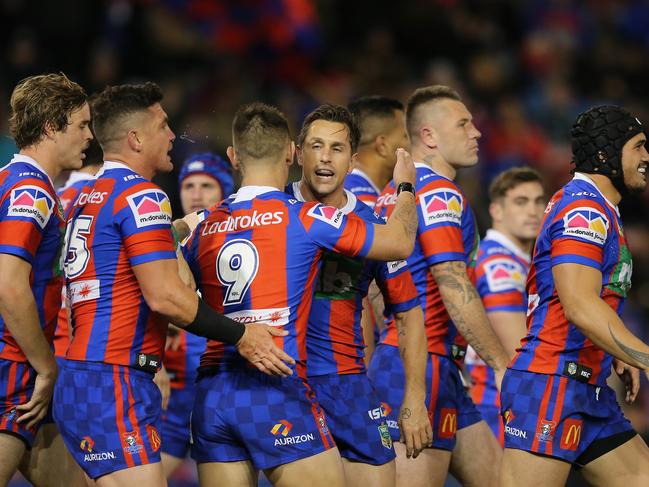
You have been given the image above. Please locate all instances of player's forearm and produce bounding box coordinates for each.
[433,262,509,371]
[487,311,527,360]
[0,288,56,376]
[565,296,649,370]
[395,307,427,400]
[370,192,417,260]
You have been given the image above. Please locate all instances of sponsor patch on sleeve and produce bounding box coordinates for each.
[418,187,463,226]
[7,185,55,228]
[307,204,344,229]
[484,257,526,293]
[561,206,608,245]
[126,189,172,228]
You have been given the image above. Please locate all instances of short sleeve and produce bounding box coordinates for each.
[476,255,527,312]
[375,259,420,314]
[300,203,374,258]
[416,184,466,266]
[114,184,176,266]
[0,179,55,263]
[549,202,609,271]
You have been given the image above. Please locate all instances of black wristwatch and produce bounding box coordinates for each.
[396,182,415,197]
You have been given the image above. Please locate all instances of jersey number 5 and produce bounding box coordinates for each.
[216,239,259,305]
[64,215,94,278]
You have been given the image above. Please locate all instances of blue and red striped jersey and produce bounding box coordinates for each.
[0,155,64,362]
[55,172,95,358]
[286,183,419,376]
[466,229,530,408]
[181,186,375,377]
[376,163,479,360]
[344,168,381,209]
[64,161,176,367]
[510,173,632,386]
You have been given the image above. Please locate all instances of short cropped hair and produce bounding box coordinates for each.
[232,102,291,164]
[488,167,543,202]
[405,85,461,139]
[348,96,404,145]
[90,82,163,149]
[297,104,360,153]
[9,73,87,149]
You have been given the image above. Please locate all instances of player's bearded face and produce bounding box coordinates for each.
[53,102,92,171]
[497,182,545,241]
[142,103,175,174]
[621,133,649,194]
[299,120,353,197]
[434,100,481,168]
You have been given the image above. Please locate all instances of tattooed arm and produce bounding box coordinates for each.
[430,261,509,381]
[394,305,432,457]
[554,263,649,372]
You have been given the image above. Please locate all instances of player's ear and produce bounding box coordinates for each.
[226,146,239,170]
[287,141,296,167]
[43,120,57,140]
[420,125,438,150]
[489,200,503,223]
[127,130,142,152]
[374,135,389,158]
[349,152,358,173]
[295,142,304,167]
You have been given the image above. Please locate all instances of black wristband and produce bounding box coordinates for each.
[184,299,245,344]
[396,182,415,197]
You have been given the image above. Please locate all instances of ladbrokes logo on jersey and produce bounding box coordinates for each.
[126,189,172,228]
[562,207,608,245]
[419,188,463,226]
[485,258,526,293]
[307,204,344,229]
[8,185,54,228]
[271,419,315,447]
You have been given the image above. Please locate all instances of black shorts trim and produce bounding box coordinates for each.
[0,429,31,450]
[575,429,637,466]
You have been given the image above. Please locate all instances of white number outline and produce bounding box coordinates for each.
[64,215,94,279]
[216,239,259,305]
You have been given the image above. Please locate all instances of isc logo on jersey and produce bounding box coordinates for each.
[126,189,172,228]
[562,207,608,245]
[307,204,344,229]
[8,185,54,228]
[419,188,462,225]
[485,258,526,293]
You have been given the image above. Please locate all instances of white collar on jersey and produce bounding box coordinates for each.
[232,185,280,203]
[60,170,95,191]
[413,161,454,181]
[5,154,54,187]
[572,172,619,215]
[95,160,139,178]
[350,167,381,195]
[484,229,531,263]
[290,181,358,215]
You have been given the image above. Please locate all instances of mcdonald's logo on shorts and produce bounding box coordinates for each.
[560,418,583,451]
[438,408,457,439]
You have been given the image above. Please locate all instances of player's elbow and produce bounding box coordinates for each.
[142,287,176,316]
[561,298,590,329]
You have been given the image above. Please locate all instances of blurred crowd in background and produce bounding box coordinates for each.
[1,1,649,485]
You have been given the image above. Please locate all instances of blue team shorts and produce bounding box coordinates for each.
[501,368,635,465]
[308,373,396,465]
[368,343,482,451]
[0,359,38,447]
[190,369,335,470]
[160,381,196,459]
[53,360,163,479]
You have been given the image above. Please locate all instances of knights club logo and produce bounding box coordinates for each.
[536,420,556,443]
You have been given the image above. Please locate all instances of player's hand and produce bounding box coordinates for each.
[16,369,57,430]
[237,324,295,376]
[154,366,171,411]
[166,325,182,352]
[614,359,640,403]
[398,399,432,458]
[393,148,416,187]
